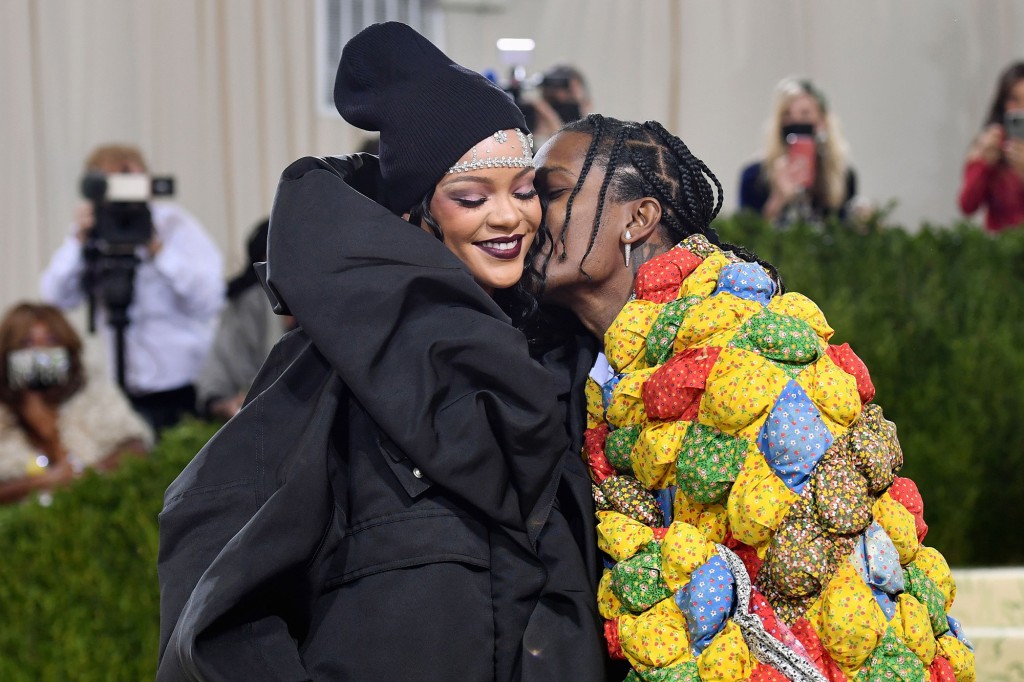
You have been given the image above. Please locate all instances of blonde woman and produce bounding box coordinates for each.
[739,77,857,224]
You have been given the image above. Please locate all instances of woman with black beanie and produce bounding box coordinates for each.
[157,22,605,681]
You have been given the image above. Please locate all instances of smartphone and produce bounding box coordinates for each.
[785,135,817,190]
[1005,111,1024,141]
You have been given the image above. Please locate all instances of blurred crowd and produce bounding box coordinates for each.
[3,58,1022,506]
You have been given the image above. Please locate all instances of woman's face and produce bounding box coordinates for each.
[22,321,59,349]
[781,92,825,134]
[428,131,541,295]
[533,131,633,302]
[1005,79,1024,114]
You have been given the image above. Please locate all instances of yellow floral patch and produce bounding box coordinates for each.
[619,598,693,670]
[936,635,976,682]
[912,546,957,611]
[727,452,799,548]
[679,251,729,299]
[767,291,834,342]
[606,367,659,429]
[891,592,936,666]
[586,377,604,430]
[873,493,921,566]
[673,292,762,352]
[634,421,690,490]
[699,347,790,435]
[818,559,888,677]
[596,510,655,562]
[598,568,625,619]
[659,521,715,591]
[605,299,661,373]
[695,621,753,681]
[795,353,862,436]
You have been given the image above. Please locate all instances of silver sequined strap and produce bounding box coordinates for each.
[715,545,829,682]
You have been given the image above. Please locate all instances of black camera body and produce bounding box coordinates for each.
[80,173,175,251]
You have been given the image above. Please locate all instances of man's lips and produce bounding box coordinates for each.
[474,235,523,260]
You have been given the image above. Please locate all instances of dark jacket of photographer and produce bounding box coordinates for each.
[156,155,605,681]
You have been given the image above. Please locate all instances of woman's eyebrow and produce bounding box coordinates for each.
[439,174,495,188]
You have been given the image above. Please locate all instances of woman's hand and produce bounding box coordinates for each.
[19,391,61,448]
[762,156,804,220]
[771,156,804,203]
[1004,138,1024,179]
[969,124,1004,165]
[38,459,76,487]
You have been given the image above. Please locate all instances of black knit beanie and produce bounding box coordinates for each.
[335,22,528,214]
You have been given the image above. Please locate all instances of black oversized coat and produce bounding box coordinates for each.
[156,155,605,681]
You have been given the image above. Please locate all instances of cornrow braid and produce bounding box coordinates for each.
[628,145,690,236]
[580,123,630,276]
[644,120,723,223]
[558,114,606,261]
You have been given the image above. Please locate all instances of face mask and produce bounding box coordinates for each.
[780,123,815,144]
[6,347,71,391]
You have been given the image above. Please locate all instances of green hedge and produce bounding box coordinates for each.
[0,217,1020,677]
[716,213,1024,566]
[0,420,219,681]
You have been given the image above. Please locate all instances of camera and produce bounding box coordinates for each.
[80,172,175,250]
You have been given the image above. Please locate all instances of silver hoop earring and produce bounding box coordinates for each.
[623,229,632,267]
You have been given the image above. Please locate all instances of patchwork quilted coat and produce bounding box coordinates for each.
[586,235,976,682]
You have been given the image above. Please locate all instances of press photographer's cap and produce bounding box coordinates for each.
[334,22,528,214]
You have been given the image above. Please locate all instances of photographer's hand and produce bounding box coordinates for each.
[1004,138,1024,180]
[147,235,164,258]
[73,201,96,243]
[763,156,802,221]
[969,124,1004,166]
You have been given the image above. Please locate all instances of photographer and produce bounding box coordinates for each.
[40,144,224,433]
[739,77,857,225]
[0,303,152,505]
[958,61,1024,232]
[515,64,591,147]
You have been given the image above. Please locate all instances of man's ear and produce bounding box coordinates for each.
[621,197,662,245]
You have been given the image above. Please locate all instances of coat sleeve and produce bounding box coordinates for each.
[265,156,569,543]
[157,331,345,681]
[958,158,993,215]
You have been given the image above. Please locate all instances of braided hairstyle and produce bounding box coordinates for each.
[409,187,548,327]
[548,114,781,287]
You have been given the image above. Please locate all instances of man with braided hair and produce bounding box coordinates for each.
[531,114,974,681]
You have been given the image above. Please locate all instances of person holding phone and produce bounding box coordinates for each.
[738,77,857,225]
[0,303,152,504]
[958,61,1024,232]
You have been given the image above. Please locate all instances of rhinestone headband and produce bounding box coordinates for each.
[447,129,534,174]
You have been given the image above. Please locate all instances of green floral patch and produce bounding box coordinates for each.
[855,627,926,681]
[611,541,673,614]
[731,308,822,367]
[645,296,703,366]
[903,564,950,637]
[626,661,701,682]
[606,424,643,474]
[676,422,747,504]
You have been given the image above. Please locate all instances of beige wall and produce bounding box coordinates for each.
[2,0,1023,313]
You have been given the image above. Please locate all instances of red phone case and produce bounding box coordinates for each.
[786,137,817,189]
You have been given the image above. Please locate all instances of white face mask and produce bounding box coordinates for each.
[6,347,71,391]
